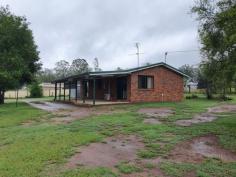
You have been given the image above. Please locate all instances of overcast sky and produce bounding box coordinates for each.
[1,0,201,70]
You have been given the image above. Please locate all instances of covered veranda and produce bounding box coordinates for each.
[52,72,130,106]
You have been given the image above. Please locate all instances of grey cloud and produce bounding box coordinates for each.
[1,0,201,70]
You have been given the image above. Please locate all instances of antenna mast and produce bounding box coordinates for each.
[129,42,144,67]
[135,42,140,67]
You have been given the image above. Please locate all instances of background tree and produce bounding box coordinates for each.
[93,57,102,71]
[54,60,70,78]
[179,64,199,82]
[37,68,56,83]
[116,67,123,71]
[70,58,91,75]
[0,6,40,104]
[192,0,236,99]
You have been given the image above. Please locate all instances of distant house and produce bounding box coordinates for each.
[52,62,189,105]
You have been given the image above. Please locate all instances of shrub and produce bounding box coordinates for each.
[29,82,43,98]
[186,94,198,99]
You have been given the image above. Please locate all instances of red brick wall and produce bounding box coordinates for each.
[129,66,184,102]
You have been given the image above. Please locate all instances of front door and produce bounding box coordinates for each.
[116,77,127,100]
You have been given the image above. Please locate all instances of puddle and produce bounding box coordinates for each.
[65,135,144,168]
[168,135,236,163]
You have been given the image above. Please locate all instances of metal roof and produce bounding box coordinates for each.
[52,62,189,83]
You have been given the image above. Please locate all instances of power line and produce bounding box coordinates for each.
[164,49,200,63]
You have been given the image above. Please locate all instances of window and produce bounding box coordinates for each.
[138,75,154,89]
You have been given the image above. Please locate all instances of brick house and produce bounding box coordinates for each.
[52,62,188,105]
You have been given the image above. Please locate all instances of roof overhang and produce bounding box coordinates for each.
[51,62,189,83]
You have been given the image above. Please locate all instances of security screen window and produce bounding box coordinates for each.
[138,75,154,89]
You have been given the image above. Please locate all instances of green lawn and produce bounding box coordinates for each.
[0,97,236,177]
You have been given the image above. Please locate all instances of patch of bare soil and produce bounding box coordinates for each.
[50,107,91,124]
[143,118,162,125]
[176,113,217,126]
[138,107,174,118]
[65,135,145,169]
[50,106,125,124]
[208,104,236,113]
[168,135,236,163]
[121,169,163,177]
[176,104,236,126]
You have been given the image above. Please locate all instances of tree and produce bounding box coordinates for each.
[29,82,43,98]
[54,60,70,78]
[70,58,91,74]
[0,6,40,104]
[179,64,199,82]
[37,68,56,83]
[192,0,236,99]
[116,67,123,71]
[93,57,102,71]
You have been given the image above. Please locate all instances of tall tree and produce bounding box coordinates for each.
[54,60,70,78]
[192,0,236,99]
[93,57,102,71]
[70,58,90,74]
[37,68,56,83]
[179,64,199,82]
[0,6,40,104]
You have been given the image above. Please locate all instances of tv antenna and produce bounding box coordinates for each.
[129,42,144,67]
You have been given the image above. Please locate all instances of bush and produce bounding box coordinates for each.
[29,82,43,98]
[186,94,198,99]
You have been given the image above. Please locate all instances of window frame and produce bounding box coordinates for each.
[138,75,154,89]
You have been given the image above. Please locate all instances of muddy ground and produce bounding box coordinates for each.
[66,135,144,168]
[176,104,236,126]
[138,107,174,125]
[23,101,125,125]
[65,135,164,177]
[138,107,175,118]
[168,134,236,163]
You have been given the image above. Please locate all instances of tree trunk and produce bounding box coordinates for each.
[206,83,212,99]
[0,90,5,104]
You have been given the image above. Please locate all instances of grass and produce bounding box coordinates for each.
[116,162,142,174]
[0,96,236,176]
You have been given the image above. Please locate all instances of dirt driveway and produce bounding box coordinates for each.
[25,101,125,124]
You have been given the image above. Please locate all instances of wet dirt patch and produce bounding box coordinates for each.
[176,104,236,126]
[27,101,78,112]
[138,107,174,118]
[208,104,236,113]
[50,107,91,124]
[120,169,163,177]
[176,113,217,126]
[168,135,236,163]
[143,118,162,125]
[50,106,126,124]
[65,135,144,169]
